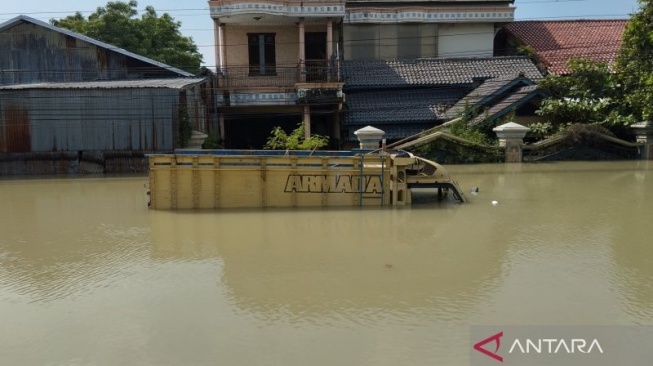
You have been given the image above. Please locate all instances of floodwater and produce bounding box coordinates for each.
[1,161,652,365]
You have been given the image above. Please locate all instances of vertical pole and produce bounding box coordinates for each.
[214,157,221,208]
[359,155,364,207]
[303,105,311,140]
[327,18,333,82]
[260,158,267,207]
[332,112,341,149]
[220,24,227,70]
[170,156,177,209]
[192,156,200,208]
[218,114,226,143]
[148,158,156,209]
[213,19,221,71]
[380,155,385,206]
[298,18,306,82]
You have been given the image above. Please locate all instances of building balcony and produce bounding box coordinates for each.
[217,61,343,89]
[216,61,344,107]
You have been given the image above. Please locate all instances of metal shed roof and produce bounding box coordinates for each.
[0,15,194,78]
[0,78,207,90]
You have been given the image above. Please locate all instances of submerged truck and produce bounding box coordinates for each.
[146,149,465,210]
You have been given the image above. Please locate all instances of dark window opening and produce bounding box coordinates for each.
[248,33,276,76]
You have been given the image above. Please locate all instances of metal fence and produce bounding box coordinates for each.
[217,60,342,88]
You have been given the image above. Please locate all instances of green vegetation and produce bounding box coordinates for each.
[52,1,202,73]
[615,0,653,122]
[201,134,224,149]
[535,1,653,138]
[177,105,192,148]
[264,123,329,150]
[535,58,637,139]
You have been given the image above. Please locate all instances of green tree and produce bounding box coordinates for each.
[536,58,634,135]
[51,1,202,73]
[265,124,329,150]
[616,0,653,121]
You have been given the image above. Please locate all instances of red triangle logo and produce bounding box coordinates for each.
[473,331,504,362]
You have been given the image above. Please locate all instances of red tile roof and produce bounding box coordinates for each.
[503,20,628,75]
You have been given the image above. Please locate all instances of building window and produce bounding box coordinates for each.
[248,33,276,76]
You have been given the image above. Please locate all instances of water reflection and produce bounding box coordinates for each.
[150,205,507,324]
[0,178,151,302]
[0,162,651,365]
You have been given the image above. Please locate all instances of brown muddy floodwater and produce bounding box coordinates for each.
[1,161,652,365]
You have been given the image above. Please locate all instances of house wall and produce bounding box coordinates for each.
[0,22,183,85]
[438,23,494,58]
[224,24,329,67]
[343,23,438,59]
[0,86,209,153]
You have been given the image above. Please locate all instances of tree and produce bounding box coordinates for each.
[51,1,202,73]
[264,124,329,150]
[616,0,653,121]
[536,58,634,136]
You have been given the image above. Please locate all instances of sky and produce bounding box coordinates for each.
[0,0,642,69]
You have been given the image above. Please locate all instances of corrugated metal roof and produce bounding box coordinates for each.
[0,78,206,90]
[0,15,194,77]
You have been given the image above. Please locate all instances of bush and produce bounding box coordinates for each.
[264,123,329,150]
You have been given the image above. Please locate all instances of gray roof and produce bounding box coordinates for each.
[470,85,547,125]
[444,74,536,119]
[0,78,207,90]
[343,57,543,89]
[343,88,466,126]
[0,15,194,77]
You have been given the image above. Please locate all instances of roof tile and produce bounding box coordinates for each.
[503,20,627,74]
[343,88,465,125]
[343,57,543,88]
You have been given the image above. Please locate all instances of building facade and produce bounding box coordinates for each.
[344,0,515,60]
[209,0,516,148]
[0,16,215,173]
[209,0,346,148]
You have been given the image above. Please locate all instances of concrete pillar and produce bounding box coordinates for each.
[354,125,385,150]
[218,114,225,142]
[631,121,653,159]
[214,20,226,72]
[219,24,226,70]
[298,18,306,82]
[493,122,529,163]
[303,106,311,139]
[327,18,333,59]
[332,112,341,148]
[327,18,333,81]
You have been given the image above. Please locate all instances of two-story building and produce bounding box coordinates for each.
[209,0,519,148]
[209,0,346,148]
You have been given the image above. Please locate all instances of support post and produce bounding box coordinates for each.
[354,125,385,150]
[327,18,333,81]
[303,105,311,139]
[214,20,226,72]
[631,121,653,160]
[493,122,529,163]
[298,18,306,82]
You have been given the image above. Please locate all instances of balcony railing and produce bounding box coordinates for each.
[217,60,342,88]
